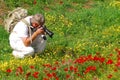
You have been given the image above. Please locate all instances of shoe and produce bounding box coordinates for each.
[12,51,24,58]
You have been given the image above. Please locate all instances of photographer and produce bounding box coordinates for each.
[9,14,47,58]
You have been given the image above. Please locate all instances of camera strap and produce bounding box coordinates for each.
[21,19,32,44]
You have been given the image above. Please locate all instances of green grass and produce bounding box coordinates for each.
[0,26,12,60]
[0,0,120,80]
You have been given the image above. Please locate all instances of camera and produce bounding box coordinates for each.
[41,25,54,38]
[32,25,54,40]
[40,25,54,40]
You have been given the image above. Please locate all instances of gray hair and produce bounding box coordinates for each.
[31,14,45,25]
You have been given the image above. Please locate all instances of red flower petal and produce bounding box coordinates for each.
[6,69,12,73]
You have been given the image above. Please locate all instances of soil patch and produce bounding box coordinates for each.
[83,0,94,9]
[0,1,9,26]
[44,7,51,11]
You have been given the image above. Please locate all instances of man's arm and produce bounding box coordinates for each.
[22,28,44,46]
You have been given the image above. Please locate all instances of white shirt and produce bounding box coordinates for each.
[12,16,32,38]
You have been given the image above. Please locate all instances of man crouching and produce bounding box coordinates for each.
[9,14,46,58]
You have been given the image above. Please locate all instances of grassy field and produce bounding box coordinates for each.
[0,0,120,80]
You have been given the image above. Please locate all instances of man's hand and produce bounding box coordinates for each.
[35,27,45,35]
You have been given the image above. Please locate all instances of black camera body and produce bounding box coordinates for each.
[42,25,54,38]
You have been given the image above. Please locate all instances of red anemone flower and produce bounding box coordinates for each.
[26,72,31,79]
[51,67,57,70]
[64,67,68,72]
[47,73,53,78]
[32,72,39,78]
[6,69,12,73]
[33,0,37,5]
[107,74,112,79]
[66,74,70,79]
[84,66,96,74]
[106,59,113,64]
[59,1,63,5]
[30,65,35,69]
[16,66,23,75]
